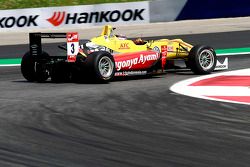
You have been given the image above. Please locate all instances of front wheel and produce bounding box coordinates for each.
[187,45,217,74]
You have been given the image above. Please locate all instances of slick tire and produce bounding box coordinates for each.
[187,45,217,74]
[21,51,49,82]
[85,51,115,83]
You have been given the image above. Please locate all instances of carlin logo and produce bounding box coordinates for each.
[47,11,66,26]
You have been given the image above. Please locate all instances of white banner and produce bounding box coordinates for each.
[0,1,149,30]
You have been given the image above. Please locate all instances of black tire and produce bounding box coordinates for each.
[85,51,115,82]
[187,45,217,74]
[21,52,36,82]
[21,51,49,82]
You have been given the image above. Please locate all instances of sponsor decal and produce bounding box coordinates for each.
[167,46,174,52]
[161,45,168,70]
[30,44,39,56]
[215,58,228,70]
[216,65,227,68]
[115,52,159,71]
[161,45,168,53]
[119,43,130,49]
[153,46,160,53]
[0,15,38,28]
[115,71,147,76]
[47,11,66,26]
[67,33,78,42]
[46,9,145,27]
[116,57,138,71]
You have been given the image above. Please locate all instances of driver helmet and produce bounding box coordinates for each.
[134,38,144,45]
[116,34,127,40]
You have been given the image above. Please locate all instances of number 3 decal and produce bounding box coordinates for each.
[71,43,75,54]
[67,32,79,62]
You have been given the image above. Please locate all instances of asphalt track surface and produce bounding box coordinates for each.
[0,31,250,167]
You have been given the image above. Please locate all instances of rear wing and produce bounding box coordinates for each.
[29,33,66,58]
[29,32,79,62]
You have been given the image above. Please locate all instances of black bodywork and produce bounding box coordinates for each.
[29,32,67,60]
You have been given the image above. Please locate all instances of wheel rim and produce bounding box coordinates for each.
[98,56,114,78]
[198,49,215,70]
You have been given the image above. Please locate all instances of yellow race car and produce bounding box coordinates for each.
[85,25,225,75]
[21,25,227,83]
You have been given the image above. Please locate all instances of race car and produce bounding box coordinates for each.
[21,25,228,83]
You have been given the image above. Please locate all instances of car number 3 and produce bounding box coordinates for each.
[67,42,79,55]
[71,43,75,54]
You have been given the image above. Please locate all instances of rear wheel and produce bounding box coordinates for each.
[21,52,36,82]
[187,45,217,74]
[85,51,115,82]
[21,51,49,82]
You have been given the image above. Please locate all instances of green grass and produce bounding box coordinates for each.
[0,0,144,10]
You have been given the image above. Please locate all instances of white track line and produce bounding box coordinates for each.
[217,52,250,56]
[0,64,20,67]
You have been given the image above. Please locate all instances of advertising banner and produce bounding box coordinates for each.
[0,1,149,30]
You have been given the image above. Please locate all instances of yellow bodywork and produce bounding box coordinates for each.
[91,25,193,60]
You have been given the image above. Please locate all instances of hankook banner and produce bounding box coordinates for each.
[0,1,149,29]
